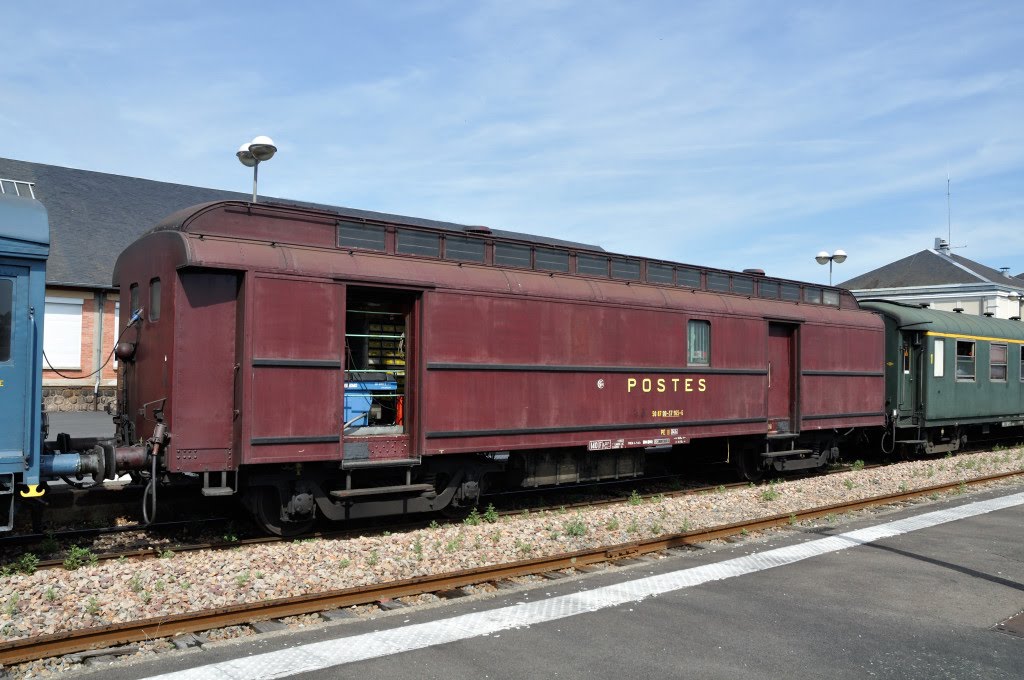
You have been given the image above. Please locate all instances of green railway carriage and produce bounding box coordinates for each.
[861,300,1024,455]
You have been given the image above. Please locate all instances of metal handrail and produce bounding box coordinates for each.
[0,179,36,199]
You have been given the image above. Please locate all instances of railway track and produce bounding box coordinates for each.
[2,468,1020,666]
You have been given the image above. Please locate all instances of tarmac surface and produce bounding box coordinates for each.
[70,483,1024,680]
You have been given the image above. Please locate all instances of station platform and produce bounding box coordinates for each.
[79,483,1024,680]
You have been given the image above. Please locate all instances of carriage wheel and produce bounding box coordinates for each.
[248,486,315,537]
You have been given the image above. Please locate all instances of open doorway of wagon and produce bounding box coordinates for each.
[343,286,416,438]
[767,322,797,434]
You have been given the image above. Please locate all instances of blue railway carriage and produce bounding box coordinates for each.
[0,192,49,528]
[861,300,1024,455]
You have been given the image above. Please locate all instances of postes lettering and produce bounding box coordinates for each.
[626,377,706,393]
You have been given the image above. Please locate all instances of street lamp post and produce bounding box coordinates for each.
[236,136,277,203]
[815,250,847,285]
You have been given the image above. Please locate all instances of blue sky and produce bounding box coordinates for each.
[2,1,1022,284]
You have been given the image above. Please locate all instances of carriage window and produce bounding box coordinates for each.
[803,287,822,304]
[337,221,386,251]
[780,283,801,301]
[707,272,730,292]
[577,253,609,277]
[611,258,641,281]
[732,275,754,295]
[0,279,12,362]
[647,263,673,285]
[494,243,531,268]
[759,281,780,299]
[676,267,701,288]
[990,343,1007,381]
[396,229,440,257]
[535,247,569,272]
[444,235,486,263]
[129,283,139,316]
[955,340,975,381]
[1021,346,1024,383]
[687,320,710,366]
[149,279,161,322]
[933,338,944,378]
[822,289,840,306]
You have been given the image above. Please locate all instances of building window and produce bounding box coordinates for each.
[149,279,161,322]
[535,247,569,272]
[337,221,386,251]
[113,302,120,369]
[955,340,975,381]
[0,279,12,362]
[43,297,84,369]
[933,338,944,378]
[687,320,710,366]
[990,343,1007,381]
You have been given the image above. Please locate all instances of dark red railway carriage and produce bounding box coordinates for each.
[112,201,884,533]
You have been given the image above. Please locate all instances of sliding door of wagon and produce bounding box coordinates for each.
[245,275,344,464]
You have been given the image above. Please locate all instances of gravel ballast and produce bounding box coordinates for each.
[2,448,1023,664]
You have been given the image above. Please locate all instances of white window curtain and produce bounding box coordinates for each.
[43,297,84,369]
[113,302,120,369]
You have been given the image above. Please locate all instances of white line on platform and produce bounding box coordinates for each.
[146,491,1024,680]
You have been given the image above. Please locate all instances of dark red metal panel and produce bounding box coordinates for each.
[169,271,240,472]
[245,275,343,465]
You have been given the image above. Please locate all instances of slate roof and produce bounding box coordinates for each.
[839,248,1024,293]
[0,157,601,290]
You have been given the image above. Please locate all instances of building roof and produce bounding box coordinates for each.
[0,157,601,290]
[839,248,1024,293]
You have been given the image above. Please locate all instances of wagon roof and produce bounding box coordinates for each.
[151,200,600,252]
[860,300,1024,342]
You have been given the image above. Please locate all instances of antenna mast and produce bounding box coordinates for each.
[946,171,951,245]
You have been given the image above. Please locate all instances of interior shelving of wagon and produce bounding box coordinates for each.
[343,287,410,436]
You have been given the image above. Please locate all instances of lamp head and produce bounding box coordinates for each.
[815,251,830,265]
[236,143,257,168]
[248,135,277,162]
[832,249,847,264]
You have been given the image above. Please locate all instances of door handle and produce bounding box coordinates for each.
[768,361,772,388]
